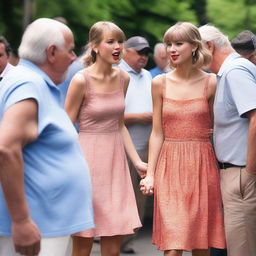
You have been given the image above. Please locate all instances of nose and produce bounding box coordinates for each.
[167,45,176,53]
[114,41,121,49]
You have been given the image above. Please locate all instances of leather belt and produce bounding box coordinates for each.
[218,162,246,169]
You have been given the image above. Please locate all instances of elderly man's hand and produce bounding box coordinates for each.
[12,218,41,256]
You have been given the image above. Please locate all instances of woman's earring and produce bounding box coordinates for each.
[94,49,98,54]
[192,51,196,57]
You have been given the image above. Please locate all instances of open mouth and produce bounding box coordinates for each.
[112,52,120,60]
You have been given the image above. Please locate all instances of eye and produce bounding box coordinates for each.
[176,42,183,46]
[106,39,114,44]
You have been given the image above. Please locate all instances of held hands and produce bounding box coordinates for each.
[140,175,154,195]
[134,160,147,178]
[12,217,41,256]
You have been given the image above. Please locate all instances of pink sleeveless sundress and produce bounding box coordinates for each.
[152,75,226,251]
[75,69,141,237]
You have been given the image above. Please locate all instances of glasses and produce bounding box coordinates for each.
[136,49,150,56]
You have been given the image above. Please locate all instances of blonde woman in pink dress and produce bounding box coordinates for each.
[140,22,226,256]
[65,21,146,256]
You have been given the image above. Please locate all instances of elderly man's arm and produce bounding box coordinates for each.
[0,99,41,256]
[246,109,256,175]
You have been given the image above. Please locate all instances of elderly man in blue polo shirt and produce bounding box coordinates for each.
[199,25,256,256]
[0,18,94,256]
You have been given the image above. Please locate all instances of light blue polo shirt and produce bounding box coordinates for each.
[0,59,94,237]
[214,53,256,165]
[119,60,152,151]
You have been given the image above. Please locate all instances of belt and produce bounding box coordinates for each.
[218,161,246,169]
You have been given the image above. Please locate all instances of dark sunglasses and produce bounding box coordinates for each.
[136,48,150,56]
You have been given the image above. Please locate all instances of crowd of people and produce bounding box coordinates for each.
[0,17,255,256]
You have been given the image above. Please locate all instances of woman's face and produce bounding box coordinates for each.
[95,31,124,64]
[166,40,196,66]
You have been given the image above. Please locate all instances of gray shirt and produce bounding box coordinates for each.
[214,52,256,165]
[119,60,152,151]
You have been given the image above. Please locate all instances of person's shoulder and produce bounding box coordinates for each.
[142,68,152,79]
[152,73,165,86]
[68,69,87,90]
[226,56,256,74]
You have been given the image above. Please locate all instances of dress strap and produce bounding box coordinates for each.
[203,74,211,98]
[163,74,167,98]
[80,69,92,93]
[119,68,126,92]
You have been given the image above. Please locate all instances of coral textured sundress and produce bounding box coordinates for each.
[153,75,226,251]
[75,69,141,237]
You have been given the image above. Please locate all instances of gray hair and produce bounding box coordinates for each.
[18,18,72,64]
[153,43,165,56]
[199,24,231,49]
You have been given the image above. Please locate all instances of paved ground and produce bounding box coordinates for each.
[91,219,191,256]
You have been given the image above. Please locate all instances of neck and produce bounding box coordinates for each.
[174,62,197,79]
[92,60,113,76]
[211,47,234,74]
[123,58,141,73]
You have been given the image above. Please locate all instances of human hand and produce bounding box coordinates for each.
[140,112,152,125]
[140,175,154,195]
[134,161,147,178]
[12,218,41,256]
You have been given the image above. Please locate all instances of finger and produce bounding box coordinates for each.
[15,245,26,255]
[33,241,41,255]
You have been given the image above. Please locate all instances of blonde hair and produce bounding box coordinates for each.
[82,21,125,66]
[163,22,211,69]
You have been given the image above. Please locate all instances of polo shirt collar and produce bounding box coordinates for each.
[120,59,143,76]
[19,59,57,88]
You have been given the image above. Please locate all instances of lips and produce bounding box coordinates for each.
[171,55,179,60]
[112,52,120,60]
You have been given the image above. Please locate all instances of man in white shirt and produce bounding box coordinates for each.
[119,36,152,254]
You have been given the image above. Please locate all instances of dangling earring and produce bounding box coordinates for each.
[94,49,98,54]
[192,51,196,57]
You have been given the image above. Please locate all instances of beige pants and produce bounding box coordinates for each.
[220,167,256,256]
[0,235,72,256]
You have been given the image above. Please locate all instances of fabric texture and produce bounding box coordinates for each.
[152,75,226,251]
[220,167,256,256]
[75,68,141,237]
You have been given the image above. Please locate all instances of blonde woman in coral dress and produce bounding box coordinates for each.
[140,22,226,256]
[65,21,146,256]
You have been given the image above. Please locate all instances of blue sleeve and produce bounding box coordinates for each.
[226,68,256,117]
[4,82,40,112]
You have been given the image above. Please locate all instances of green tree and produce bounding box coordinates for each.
[207,0,256,39]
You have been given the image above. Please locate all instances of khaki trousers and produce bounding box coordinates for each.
[0,235,72,256]
[220,167,256,256]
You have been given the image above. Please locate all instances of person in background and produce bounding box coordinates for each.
[149,42,169,78]
[231,30,256,65]
[199,24,256,256]
[0,36,14,80]
[141,22,226,256]
[119,36,152,254]
[65,21,147,256]
[0,18,94,256]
